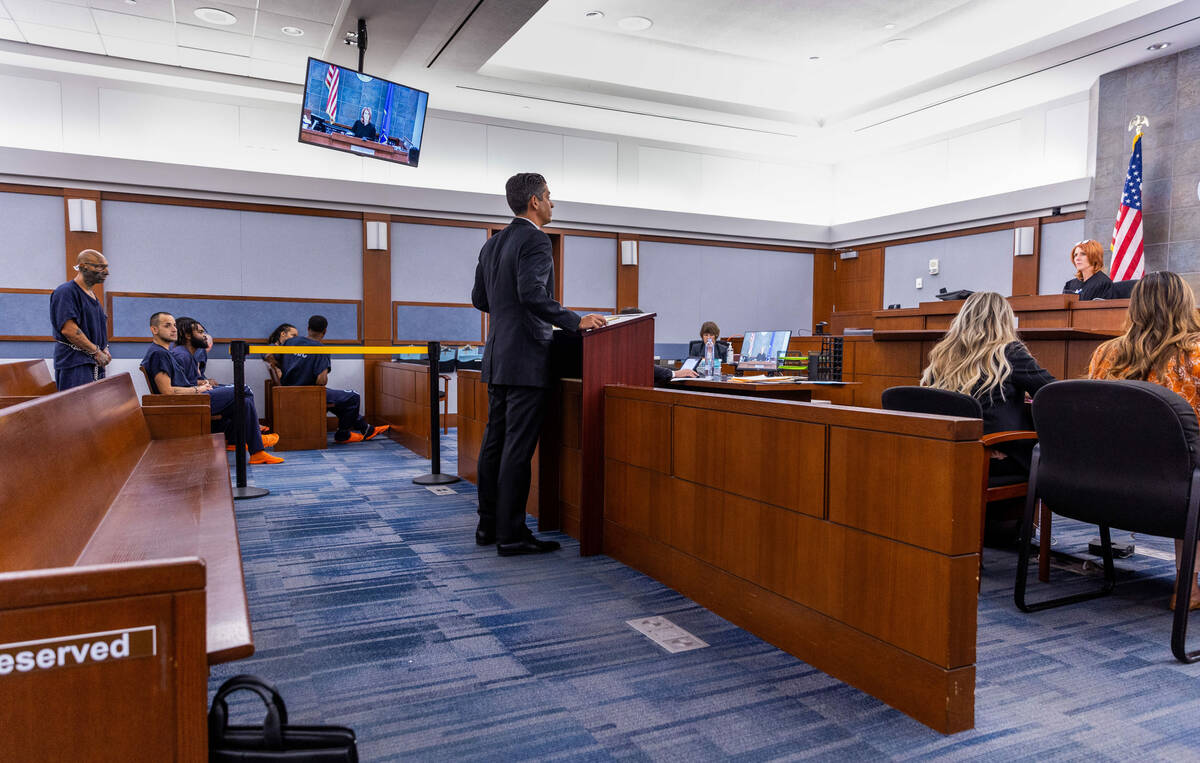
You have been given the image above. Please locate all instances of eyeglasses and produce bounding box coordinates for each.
[80,263,109,271]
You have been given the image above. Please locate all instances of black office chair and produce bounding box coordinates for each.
[882,386,1041,568]
[1014,379,1200,663]
[688,339,730,359]
[1106,279,1138,299]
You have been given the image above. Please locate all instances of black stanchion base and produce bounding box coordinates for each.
[413,473,461,486]
[233,485,271,500]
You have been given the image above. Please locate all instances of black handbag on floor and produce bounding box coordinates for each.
[208,674,358,762]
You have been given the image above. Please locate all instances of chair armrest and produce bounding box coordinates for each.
[981,430,1038,446]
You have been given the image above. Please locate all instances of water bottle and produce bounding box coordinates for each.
[705,338,716,378]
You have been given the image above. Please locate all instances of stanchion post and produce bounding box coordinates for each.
[230,340,269,499]
[413,340,460,486]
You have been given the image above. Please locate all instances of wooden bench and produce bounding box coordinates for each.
[0,373,252,759]
[0,358,57,409]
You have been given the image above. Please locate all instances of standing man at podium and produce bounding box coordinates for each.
[471,172,607,556]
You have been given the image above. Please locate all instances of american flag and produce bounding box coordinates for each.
[1110,133,1144,282]
[324,64,339,121]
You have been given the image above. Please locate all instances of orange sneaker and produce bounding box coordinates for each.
[261,433,280,448]
[248,450,284,464]
[337,432,365,444]
[364,424,390,441]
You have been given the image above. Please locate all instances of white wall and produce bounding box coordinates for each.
[833,99,1090,224]
[0,63,1090,229]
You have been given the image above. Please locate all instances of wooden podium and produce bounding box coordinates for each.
[538,312,655,555]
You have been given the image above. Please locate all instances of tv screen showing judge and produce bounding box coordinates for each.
[298,57,428,167]
[741,330,791,363]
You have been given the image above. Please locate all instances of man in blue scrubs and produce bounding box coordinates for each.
[142,312,283,464]
[281,314,388,443]
[49,249,111,390]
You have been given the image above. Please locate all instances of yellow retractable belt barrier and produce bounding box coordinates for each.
[247,345,430,355]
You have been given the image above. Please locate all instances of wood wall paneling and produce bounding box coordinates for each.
[811,250,835,330]
[833,247,884,314]
[62,188,104,302]
[362,212,391,419]
[1010,219,1040,297]
[616,234,639,312]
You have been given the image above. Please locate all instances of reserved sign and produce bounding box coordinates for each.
[0,626,156,676]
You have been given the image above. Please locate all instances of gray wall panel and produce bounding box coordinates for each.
[394,304,482,342]
[392,223,486,303]
[639,242,813,345]
[1038,219,1086,294]
[0,292,53,336]
[883,230,1013,308]
[110,296,358,340]
[103,201,361,299]
[238,212,361,299]
[0,192,65,289]
[564,235,616,309]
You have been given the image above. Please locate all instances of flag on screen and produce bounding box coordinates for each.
[324,65,339,121]
[1110,133,1144,281]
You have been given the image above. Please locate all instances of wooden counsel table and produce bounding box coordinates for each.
[668,377,855,401]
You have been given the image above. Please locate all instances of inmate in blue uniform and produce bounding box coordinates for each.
[144,344,265,453]
[49,281,107,391]
[192,346,208,378]
[281,335,369,441]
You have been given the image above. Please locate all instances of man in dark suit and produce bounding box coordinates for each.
[471,173,607,556]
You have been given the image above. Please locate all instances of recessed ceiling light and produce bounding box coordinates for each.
[883,23,896,30]
[1148,42,1171,51]
[618,16,652,32]
[584,10,604,19]
[281,26,304,37]
[808,56,820,61]
[125,0,137,5]
[193,7,237,26]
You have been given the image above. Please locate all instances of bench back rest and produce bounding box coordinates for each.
[0,373,151,570]
[0,359,56,395]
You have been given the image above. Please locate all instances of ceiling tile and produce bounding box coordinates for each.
[92,8,172,41]
[0,18,24,40]
[4,0,97,32]
[178,22,252,55]
[102,34,178,65]
[250,35,319,65]
[174,0,254,35]
[254,9,331,47]
[258,0,341,24]
[178,45,250,76]
[88,0,173,22]
[249,56,305,83]
[18,21,105,53]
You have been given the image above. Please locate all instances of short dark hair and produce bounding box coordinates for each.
[308,315,328,334]
[149,311,172,327]
[700,321,720,338]
[505,173,547,216]
[268,323,296,344]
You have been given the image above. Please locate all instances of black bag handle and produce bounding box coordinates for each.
[208,674,287,749]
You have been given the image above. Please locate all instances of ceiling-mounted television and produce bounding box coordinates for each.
[299,57,428,167]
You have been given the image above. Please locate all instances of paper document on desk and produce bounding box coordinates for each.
[731,375,800,383]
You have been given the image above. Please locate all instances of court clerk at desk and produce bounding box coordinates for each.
[1063,239,1113,301]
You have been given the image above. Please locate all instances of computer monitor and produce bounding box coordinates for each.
[298,57,428,167]
[738,330,791,371]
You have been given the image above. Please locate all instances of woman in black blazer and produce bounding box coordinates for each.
[921,291,1056,472]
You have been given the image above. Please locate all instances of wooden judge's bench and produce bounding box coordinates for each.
[785,295,1130,408]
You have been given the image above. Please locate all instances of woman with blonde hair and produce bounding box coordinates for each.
[1063,239,1113,301]
[1089,271,1200,609]
[921,291,1055,472]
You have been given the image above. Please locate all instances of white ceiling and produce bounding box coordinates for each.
[1,0,1199,163]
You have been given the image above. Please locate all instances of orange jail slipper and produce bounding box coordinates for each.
[364,424,390,441]
[248,450,284,465]
[262,433,280,448]
[338,432,365,444]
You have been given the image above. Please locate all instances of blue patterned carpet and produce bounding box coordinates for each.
[210,433,1200,761]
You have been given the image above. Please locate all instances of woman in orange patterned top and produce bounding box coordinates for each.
[1089,270,1200,609]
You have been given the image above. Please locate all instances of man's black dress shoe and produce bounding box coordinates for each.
[475,529,496,546]
[497,536,561,556]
